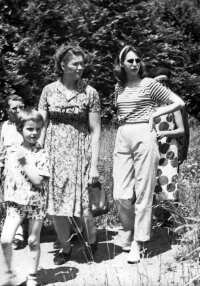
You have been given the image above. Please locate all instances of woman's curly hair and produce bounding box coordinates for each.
[55,43,85,75]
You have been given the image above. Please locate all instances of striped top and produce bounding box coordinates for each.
[115,77,171,123]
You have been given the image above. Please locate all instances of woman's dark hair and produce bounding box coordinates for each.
[16,108,44,133]
[114,45,146,85]
[55,43,85,75]
[4,95,24,110]
[147,67,172,79]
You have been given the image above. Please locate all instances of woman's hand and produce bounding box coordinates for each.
[156,131,166,140]
[88,165,99,185]
[149,114,155,132]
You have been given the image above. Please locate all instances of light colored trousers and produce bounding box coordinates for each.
[113,123,159,242]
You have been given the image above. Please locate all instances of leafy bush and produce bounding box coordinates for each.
[0,0,200,121]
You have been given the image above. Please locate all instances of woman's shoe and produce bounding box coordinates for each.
[127,241,141,264]
[53,248,72,265]
[26,275,38,286]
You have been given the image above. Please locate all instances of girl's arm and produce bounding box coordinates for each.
[17,147,45,187]
[38,109,49,148]
[157,110,185,140]
[88,111,101,185]
[150,92,185,131]
[21,160,45,187]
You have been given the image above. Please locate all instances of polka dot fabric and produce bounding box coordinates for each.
[155,112,178,201]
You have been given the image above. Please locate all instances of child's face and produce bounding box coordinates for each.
[7,100,24,122]
[22,120,42,146]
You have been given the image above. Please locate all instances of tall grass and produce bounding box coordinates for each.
[1,120,200,257]
[98,119,200,257]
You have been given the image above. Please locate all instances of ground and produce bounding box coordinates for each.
[1,226,199,286]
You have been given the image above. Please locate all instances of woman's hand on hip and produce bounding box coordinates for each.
[88,165,99,185]
[149,114,155,132]
[156,131,166,140]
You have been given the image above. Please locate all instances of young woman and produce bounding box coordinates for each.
[38,43,101,265]
[113,45,185,264]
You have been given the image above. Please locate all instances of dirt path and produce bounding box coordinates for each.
[0,227,198,286]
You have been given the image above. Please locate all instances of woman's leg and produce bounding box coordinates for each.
[113,126,135,232]
[78,214,96,244]
[1,216,24,271]
[133,130,159,242]
[52,215,71,253]
[28,219,43,275]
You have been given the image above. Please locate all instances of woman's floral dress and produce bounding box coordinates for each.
[38,79,100,217]
[154,112,178,201]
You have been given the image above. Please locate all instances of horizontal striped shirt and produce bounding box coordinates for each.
[115,77,171,123]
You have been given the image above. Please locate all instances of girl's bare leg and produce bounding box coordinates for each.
[1,216,24,272]
[28,219,43,274]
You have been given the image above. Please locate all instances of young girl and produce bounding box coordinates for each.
[0,109,50,286]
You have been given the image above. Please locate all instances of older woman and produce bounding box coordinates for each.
[113,44,185,264]
[38,43,101,265]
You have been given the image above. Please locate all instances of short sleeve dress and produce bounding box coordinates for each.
[154,112,178,201]
[38,79,100,217]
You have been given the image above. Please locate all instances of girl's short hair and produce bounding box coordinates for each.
[16,109,44,133]
[4,95,24,110]
[114,45,146,85]
[55,43,85,75]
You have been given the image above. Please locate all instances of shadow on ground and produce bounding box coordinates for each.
[17,227,176,285]
[142,226,175,258]
[37,266,79,285]
[18,266,79,286]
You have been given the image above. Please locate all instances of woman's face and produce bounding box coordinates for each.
[61,53,84,80]
[7,99,24,122]
[122,51,141,77]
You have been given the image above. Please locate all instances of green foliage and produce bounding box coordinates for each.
[0,0,200,120]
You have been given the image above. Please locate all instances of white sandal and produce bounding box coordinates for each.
[26,275,38,286]
[127,240,141,264]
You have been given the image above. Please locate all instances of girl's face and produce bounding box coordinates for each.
[61,53,84,81]
[122,51,141,77]
[22,120,42,147]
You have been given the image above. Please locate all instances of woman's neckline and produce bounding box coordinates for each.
[125,78,143,88]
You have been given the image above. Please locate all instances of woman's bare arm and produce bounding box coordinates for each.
[88,111,101,184]
[157,110,185,139]
[150,92,185,131]
[38,109,49,148]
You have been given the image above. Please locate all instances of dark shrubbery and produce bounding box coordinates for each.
[0,0,200,121]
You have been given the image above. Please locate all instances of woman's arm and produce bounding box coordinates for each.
[157,110,185,140]
[88,111,101,185]
[38,109,49,148]
[150,92,185,131]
